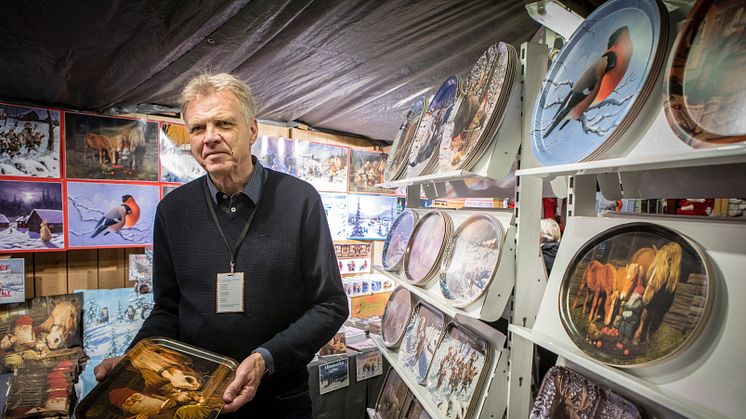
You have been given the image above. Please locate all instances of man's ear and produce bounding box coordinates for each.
[248,118,259,147]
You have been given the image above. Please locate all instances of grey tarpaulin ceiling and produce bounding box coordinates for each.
[0,0,692,143]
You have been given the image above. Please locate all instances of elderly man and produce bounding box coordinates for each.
[96,73,349,418]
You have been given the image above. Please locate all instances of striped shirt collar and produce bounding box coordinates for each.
[205,156,264,206]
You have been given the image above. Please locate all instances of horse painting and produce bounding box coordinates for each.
[572,260,616,324]
[83,132,115,166]
[130,342,203,401]
[39,298,80,349]
[606,263,644,325]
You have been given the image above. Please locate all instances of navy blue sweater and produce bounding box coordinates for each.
[132,169,349,402]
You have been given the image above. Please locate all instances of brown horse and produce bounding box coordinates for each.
[630,246,657,284]
[573,260,616,324]
[83,132,115,165]
[633,242,683,344]
[39,298,80,349]
[605,263,644,325]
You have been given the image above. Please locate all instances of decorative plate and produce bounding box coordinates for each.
[407,76,460,177]
[439,214,505,307]
[531,0,667,165]
[664,0,746,148]
[381,287,414,348]
[398,302,446,384]
[386,98,428,182]
[375,368,410,419]
[383,209,420,272]
[424,323,490,419]
[530,366,643,419]
[558,222,714,367]
[404,210,452,286]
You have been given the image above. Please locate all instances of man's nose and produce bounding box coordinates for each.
[203,125,221,145]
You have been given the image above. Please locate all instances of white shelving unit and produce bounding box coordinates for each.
[375,208,515,322]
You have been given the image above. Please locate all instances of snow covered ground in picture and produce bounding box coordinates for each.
[159,122,205,183]
[295,141,348,192]
[0,258,26,304]
[320,193,348,240]
[0,180,64,251]
[255,135,297,175]
[67,181,159,248]
[0,103,61,178]
[347,194,399,240]
[77,288,154,397]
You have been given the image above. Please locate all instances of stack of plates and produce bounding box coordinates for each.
[385,98,428,182]
[404,210,453,286]
[531,0,669,166]
[439,42,519,172]
[381,287,414,348]
[664,0,746,148]
[382,209,420,272]
[406,76,461,178]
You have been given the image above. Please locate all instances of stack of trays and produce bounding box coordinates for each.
[404,210,453,286]
[385,99,428,182]
[530,0,669,166]
[664,0,746,149]
[438,42,518,172]
[382,209,420,272]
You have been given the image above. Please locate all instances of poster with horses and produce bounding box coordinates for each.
[295,140,349,192]
[66,181,159,248]
[0,180,65,252]
[65,113,158,181]
[159,122,205,183]
[77,288,154,398]
[0,293,83,372]
[75,337,236,418]
[0,102,61,178]
[559,222,713,367]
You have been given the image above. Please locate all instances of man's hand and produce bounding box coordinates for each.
[93,356,124,381]
[222,352,267,413]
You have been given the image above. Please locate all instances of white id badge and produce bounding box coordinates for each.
[216,272,244,313]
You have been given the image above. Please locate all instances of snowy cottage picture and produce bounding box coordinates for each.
[0,180,65,251]
[0,103,61,178]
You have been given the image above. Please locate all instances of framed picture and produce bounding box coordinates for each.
[375,368,409,419]
[559,222,714,367]
[398,302,445,384]
[424,323,490,419]
[320,193,348,241]
[346,194,399,241]
[75,338,235,418]
[128,253,153,294]
[0,102,62,178]
[319,331,346,357]
[77,288,154,397]
[65,113,159,181]
[318,358,349,395]
[254,135,297,175]
[404,210,452,286]
[439,213,504,307]
[66,181,159,248]
[381,287,413,348]
[531,366,642,418]
[0,293,83,372]
[159,122,205,183]
[356,350,383,381]
[337,257,371,275]
[295,140,348,192]
[382,209,419,272]
[0,259,25,304]
[0,180,65,252]
[349,149,393,194]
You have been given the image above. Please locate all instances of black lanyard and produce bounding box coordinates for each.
[203,177,261,273]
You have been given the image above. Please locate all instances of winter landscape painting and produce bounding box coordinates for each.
[0,103,61,178]
[295,141,348,192]
[349,149,392,194]
[67,182,159,248]
[159,122,205,183]
[255,135,297,175]
[0,259,25,304]
[65,113,159,181]
[77,287,154,397]
[347,194,398,240]
[0,180,64,251]
[320,193,348,240]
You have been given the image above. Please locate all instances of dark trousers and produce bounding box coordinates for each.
[220,388,313,419]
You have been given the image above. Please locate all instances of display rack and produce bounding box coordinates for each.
[375,208,515,322]
[371,316,510,419]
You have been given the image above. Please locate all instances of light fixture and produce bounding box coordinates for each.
[525,0,585,40]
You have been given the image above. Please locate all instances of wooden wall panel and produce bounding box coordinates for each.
[67,249,99,292]
[24,255,34,299]
[98,249,126,289]
[34,252,68,296]
[290,128,377,149]
[258,123,291,138]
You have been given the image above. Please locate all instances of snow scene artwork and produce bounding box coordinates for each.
[347,194,399,240]
[255,135,297,175]
[77,287,154,397]
[349,149,393,194]
[0,103,61,178]
[0,259,25,304]
[128,252,153,294]
[67,181,159,248]
[320,193,348,240]
[65,113,159,181]
[0,180,64,251]
[295,140,348,192]
[159,122,205,183]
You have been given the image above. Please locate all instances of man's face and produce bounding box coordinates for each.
[185,90,258,178]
